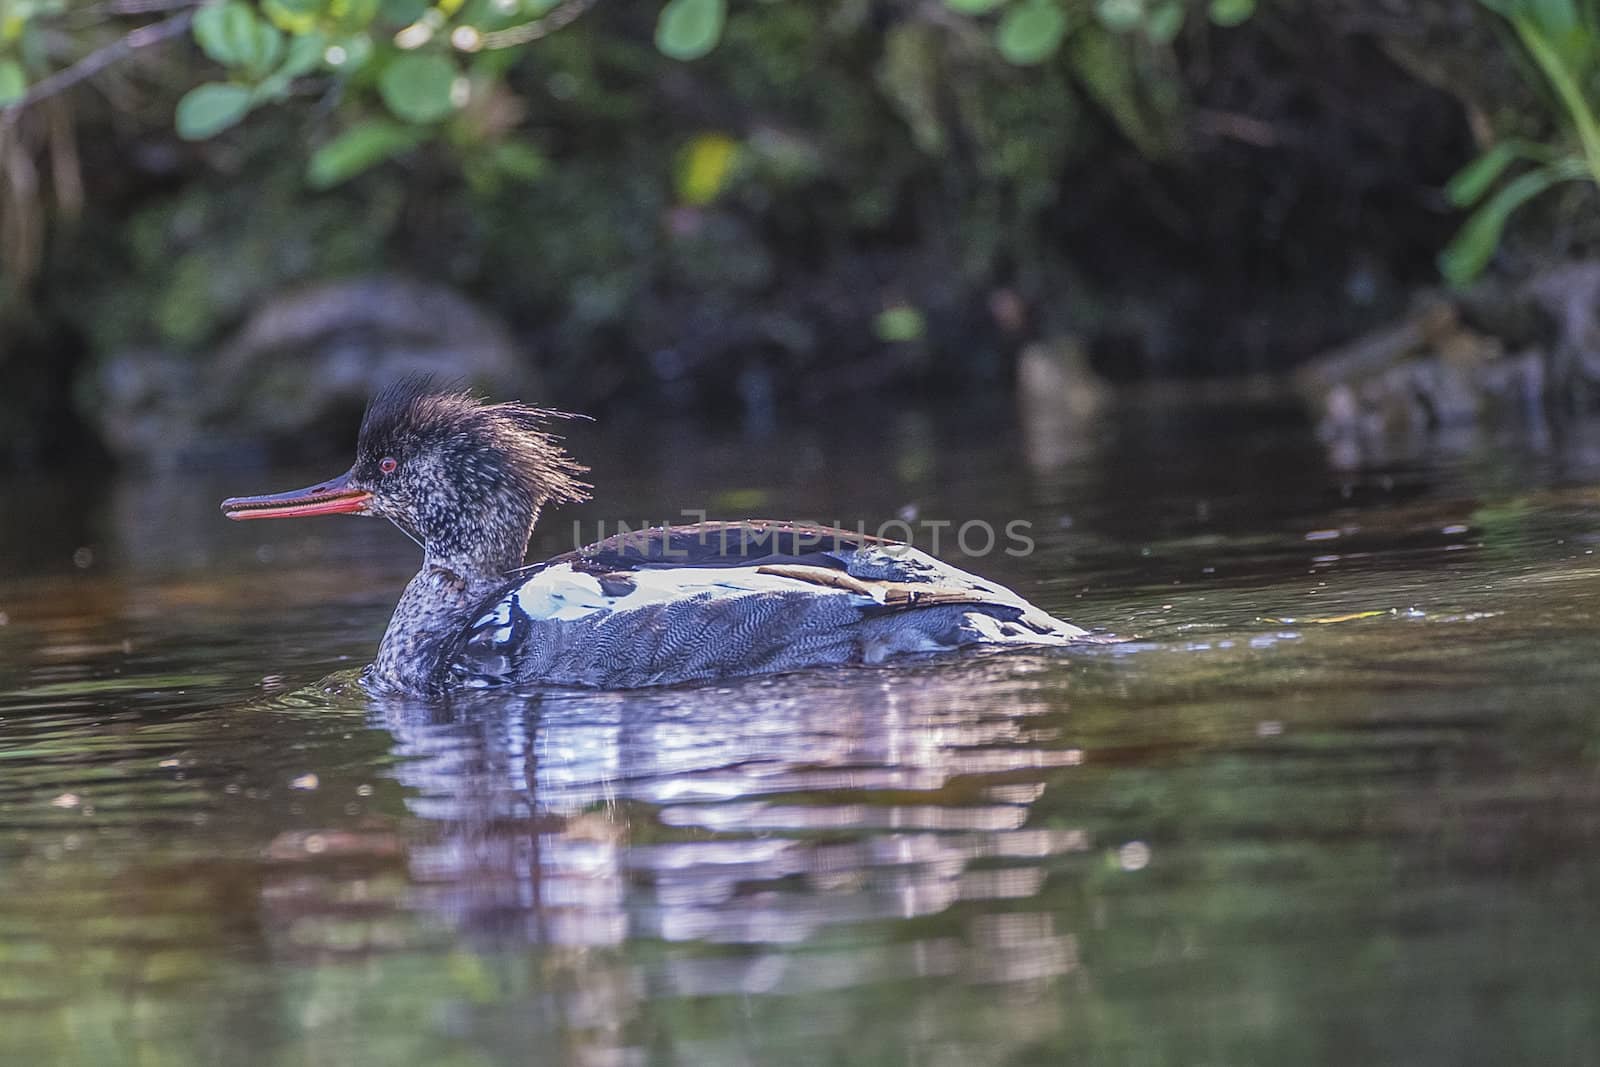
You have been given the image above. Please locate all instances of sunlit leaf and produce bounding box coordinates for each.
[329,0,381,32]
[378,52,459,123]
[194,1,281,73]
[677,132,739,204]
[944,0,1007,13]
[0,58,25,105]
[656,0,725,61]
[262,0,321,34]
[874,305,926,342]
[193,1,248,65]
[997,0,1068,65]
[307,120,424,187]
[1095,0,1143,33]
[175,82,254,139]
[1208,0,1254,27]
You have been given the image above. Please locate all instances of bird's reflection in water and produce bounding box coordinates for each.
[369,657,1089,981]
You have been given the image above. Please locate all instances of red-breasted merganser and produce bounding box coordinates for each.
[221,382,1089,694]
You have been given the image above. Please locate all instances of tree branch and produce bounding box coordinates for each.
[3,9,195,117]
[479,0,599,50]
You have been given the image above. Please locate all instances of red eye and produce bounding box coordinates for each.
[379,457,398,474]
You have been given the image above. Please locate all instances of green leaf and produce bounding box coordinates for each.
[329,0,379,32]
[256,30,325,98]
[1438,164,1567,285]
[262,0,321,34]
[279,29,326,78]
[254,23,285,73]
[676,132,738,203]
[1069,25,1168,156]
[307,120,424,187]
[462,142,549,198]
[944,0,1007,13]
[193,2,246,65]
[324,33,373,71]
[193,1,280,73]
[1444,140,1533,207]
[879,22,945,154]
[0,59,25,106]
[1145,0,1185,43]
[874,305,927,343]
[1528,0,1578,37]
[175,82,254,139]
[1208,0,1254,27]
[656,0,725,61]
[490,141,548,183]
[378,52,459,123]
[1095,0,1143,33]
[997,0,1068,64]
[380,0,428,23]
[1508,11,1600,190]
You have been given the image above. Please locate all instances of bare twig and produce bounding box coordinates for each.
[479,0,600,49]
[105,0,204,12]
[3,9,195,116]
[70,0,202,22]
[1,125,43,280]
[914,0,992,52]
[47,97,84,217]
[1193,109,1279,148]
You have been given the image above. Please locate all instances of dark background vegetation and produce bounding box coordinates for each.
[0,0,1595,467]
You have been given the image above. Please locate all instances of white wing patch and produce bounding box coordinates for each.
[472,562,867,630]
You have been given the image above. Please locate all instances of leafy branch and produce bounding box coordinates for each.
[0,0,1265,193]
[1441,0,1600,283]
[0,8,196,117]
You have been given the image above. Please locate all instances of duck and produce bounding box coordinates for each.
[221,380,1090,694]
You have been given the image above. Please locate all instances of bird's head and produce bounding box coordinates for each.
[222,379,590,575]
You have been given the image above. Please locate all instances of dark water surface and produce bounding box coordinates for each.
[5,399,1600,1065]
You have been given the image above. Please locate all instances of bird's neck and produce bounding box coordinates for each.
[365,504,544,694]
[365,561,512,694]
[412,499,538,579]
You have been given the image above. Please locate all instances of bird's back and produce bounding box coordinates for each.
[446,521,1087,689]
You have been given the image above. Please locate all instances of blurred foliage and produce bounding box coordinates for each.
[0,0,1530,462]
[1441,0,1600,283]
[0,0,1271,190]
